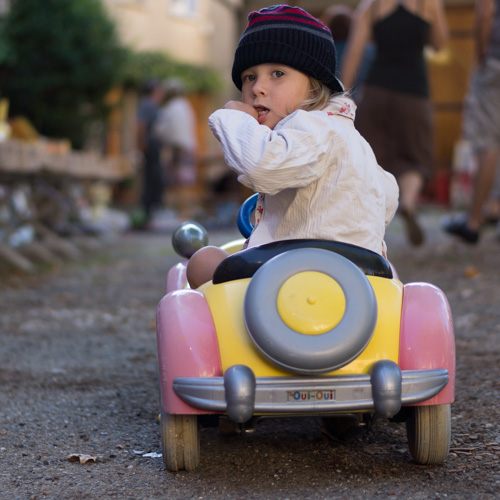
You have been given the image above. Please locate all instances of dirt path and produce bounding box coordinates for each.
[0,208,498,499]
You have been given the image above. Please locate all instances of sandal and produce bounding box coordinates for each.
[441,214,479,244]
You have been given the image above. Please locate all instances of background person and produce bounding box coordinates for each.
[321,5,353,68]
[341,0,448,246]
[136,78,166,227]
[442,0,500,243]
[322,4,376,104]
[154,78,198,218]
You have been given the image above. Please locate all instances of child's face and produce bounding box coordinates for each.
[240,63,311,130]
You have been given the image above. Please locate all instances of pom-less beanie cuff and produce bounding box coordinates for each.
[232,5,344,94]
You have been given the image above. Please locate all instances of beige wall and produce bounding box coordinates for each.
[104,0,241,73]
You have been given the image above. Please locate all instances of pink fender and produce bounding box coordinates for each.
[156,289,222,414]
[165,261,188,293]
[400,282,455,405]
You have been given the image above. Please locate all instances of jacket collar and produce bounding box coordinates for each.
[323,96,356,121]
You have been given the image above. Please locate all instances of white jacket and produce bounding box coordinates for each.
[208,96,399,256]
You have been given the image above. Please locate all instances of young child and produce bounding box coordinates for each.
[187,4,399,288]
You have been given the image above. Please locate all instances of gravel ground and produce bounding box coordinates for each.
[0,206,498,499]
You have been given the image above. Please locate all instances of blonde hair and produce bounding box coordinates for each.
[281,77,346,118]
[300,77,343,111]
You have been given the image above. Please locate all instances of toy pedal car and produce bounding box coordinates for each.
[156,195,455,472]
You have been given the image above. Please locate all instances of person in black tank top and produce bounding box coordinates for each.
[366,2,430,96]
[341,0,448,246]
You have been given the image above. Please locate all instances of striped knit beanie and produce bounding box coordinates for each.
[232,5,343,94]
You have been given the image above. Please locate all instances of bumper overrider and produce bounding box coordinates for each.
[173,360,449,422]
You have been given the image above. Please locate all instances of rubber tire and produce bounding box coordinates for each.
[161,412,200,471]
[406,404,451,465]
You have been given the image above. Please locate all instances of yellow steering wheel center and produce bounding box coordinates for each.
[277,271,346,335]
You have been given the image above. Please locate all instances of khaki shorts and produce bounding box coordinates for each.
[462,57,500,152]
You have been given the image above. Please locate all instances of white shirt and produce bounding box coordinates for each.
[208,96,399,256]
[155,97,197,152]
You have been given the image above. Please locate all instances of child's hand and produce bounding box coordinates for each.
[223,101,258,121]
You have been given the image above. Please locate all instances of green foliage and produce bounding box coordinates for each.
[120,51,221,95]
[0,0,127,148]
[0,17,10,66]
[0,0,221,149]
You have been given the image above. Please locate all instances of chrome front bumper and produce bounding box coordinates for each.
[173,360,449,422]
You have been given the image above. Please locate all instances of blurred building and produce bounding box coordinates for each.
[101,1,245,209]
[0,0,482,230]
[103,0,242,94]
[102,0,477,206]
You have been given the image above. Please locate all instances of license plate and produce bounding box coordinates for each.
[287,390,335,402]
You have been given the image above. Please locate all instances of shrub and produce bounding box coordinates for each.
[121,50,221,95]
[0,0,127,149]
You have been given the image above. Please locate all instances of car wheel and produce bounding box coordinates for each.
[406,404,451,465]
[244,248,377,374]
[161,412,200,471]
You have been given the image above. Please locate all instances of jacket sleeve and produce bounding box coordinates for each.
[378,165,399,228]
[208,109,335,195]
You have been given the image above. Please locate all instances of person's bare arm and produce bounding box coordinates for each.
[428,0,449,51]
[475,0,494,64]
[428,0,449,50]
[340,0,373,90]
